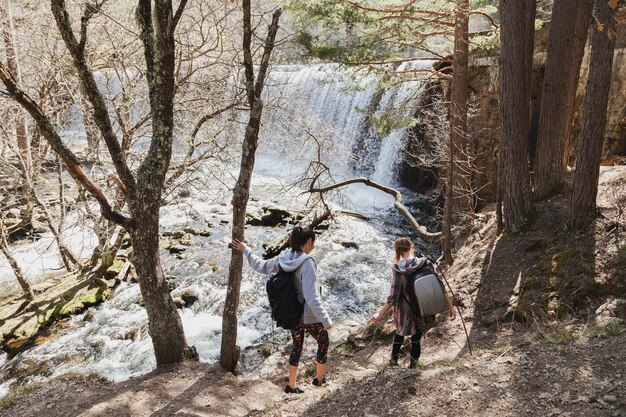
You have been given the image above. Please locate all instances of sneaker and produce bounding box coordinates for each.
[312,377,326,387]
[284,385,304,394]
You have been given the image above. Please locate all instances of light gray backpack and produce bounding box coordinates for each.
[413,272,447,317]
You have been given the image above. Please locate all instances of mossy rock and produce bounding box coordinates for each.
[183,226,198,235]
[168,245,187,254]
[180,290,199,307]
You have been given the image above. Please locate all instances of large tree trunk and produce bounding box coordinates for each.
[131,206,195,364]
[0,0,33,222]
[220,5,282,372]
[443,0,469,264]
[498,0,535,232]
[568,0,618,231]
[132,0,195,366]
[533,0,593,199]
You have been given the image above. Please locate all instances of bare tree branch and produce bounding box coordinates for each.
[308,177,442,243]
[173,0,188,29]
[51,0,136,198]
[0,63,133,227]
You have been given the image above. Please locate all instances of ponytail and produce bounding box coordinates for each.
[289,226,316,253]
[393,237,413,262]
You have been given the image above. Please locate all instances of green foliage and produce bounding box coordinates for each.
[585,321,625,337]
[286,0,459,65]
[548,330,575,344]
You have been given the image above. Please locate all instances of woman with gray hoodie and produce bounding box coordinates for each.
[232,226,332,394]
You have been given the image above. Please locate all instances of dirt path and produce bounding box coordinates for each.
[1,320,624,417]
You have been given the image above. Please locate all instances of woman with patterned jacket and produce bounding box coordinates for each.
[369,237,456,368]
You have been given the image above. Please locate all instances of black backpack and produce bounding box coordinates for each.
[266,265,304,329]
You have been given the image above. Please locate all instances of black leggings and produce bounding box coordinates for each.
[391,332,422,362]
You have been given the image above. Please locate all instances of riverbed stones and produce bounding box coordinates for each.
[246,205,293,227]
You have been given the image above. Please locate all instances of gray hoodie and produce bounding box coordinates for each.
[243,247,332,328]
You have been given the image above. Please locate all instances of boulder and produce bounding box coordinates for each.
[180,289,199,307]
[247,206,293,227]
[173,297,186,309]
[338,241,359,249]
[167,245,186,254]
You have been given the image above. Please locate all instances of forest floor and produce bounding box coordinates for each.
[0,167,625,417]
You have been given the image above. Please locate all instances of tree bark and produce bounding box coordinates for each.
[499,0,535,232]
[220,6,282,372]
[443,0,469,264]
[534,0,593,199]
[568,0,618,231]
[131,0,196,366]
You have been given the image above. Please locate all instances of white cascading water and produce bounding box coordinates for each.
[0,62,434,395]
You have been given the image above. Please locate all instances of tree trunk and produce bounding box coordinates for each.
[132,0,195,366]
[220,6,282,372]
[0,222,33,300]
[534,0,593,199]
[499,0,535,232]
[568,0,618,231]
[443,0,469,264]
[130,206,195,364]
[0,0,33,222]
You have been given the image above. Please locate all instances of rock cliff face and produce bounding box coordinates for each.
[398,14,625,207]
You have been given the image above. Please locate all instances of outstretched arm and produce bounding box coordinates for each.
[369,302,392,324]
[232,239,280,275]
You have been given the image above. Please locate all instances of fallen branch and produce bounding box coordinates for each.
[308,177,442,243]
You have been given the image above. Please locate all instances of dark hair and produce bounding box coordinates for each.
[289,226,316,252]
[393,237,413,262]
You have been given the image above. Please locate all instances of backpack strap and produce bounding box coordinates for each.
[400,272,421,318]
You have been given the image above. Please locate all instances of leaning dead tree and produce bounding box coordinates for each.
[308,177,442,243]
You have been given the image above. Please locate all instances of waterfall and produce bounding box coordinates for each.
[259,61,433,186]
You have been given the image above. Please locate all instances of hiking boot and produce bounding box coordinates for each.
[409,359,419,369]
[312,377,326,387]
[388,358,399,367]
[284,385,304,394]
